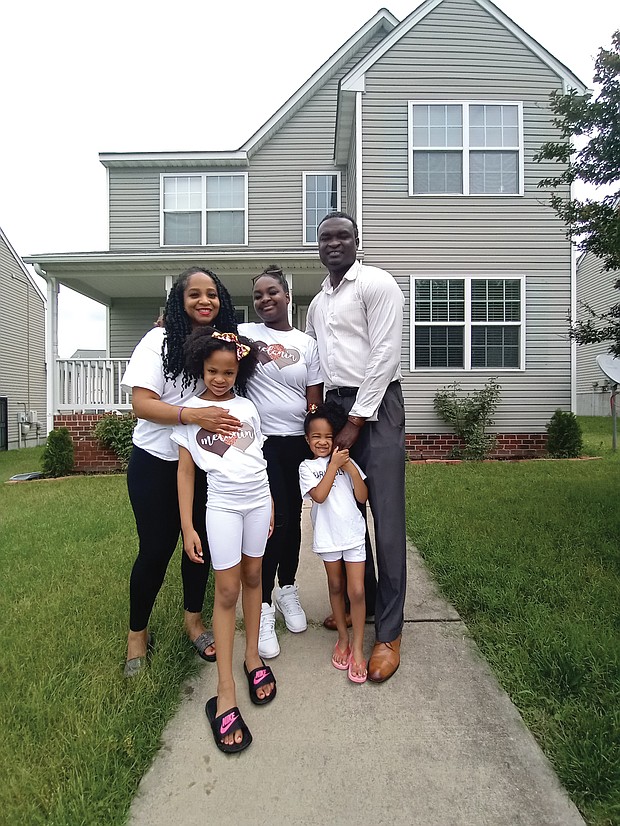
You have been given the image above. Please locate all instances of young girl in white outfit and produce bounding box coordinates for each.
[172,326,276,754]
[299,402,369,684]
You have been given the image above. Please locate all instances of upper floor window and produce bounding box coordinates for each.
[408,102,523,196]
[303,172,341,244]
[161,174,247,246]
[410,276,524,370]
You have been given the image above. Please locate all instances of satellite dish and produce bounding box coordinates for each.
[597,354,620,385]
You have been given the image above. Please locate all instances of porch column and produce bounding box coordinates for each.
[45,276,59,434]
[286,273,293,326]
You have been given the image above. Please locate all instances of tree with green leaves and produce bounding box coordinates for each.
[536,31,620,355]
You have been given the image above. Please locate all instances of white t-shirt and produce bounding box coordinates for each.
[238,323,322,436]
[299,456,366,553]
[171,394,269,505]
[120,327,205,461]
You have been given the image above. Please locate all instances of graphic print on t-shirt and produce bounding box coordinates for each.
[196,423,255,456]
[254,341,301,370]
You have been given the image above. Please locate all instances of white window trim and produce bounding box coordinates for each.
[302,171,342,245]
[159,172,248,247]
[234,306,249,323]
[407,101,524,197]
[409,274,526,371]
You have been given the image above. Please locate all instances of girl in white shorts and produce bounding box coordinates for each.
[299,402,369,684]
[172,327,276,754]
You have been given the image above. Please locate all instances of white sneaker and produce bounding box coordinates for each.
[258,602,280,659]
[274,584,307,633]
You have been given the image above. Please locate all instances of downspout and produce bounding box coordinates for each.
[35,263,58,435]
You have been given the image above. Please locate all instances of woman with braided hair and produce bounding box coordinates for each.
[121,267,241,677]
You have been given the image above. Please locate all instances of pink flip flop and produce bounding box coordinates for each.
[331,641,351,670]
[348,656,368,684]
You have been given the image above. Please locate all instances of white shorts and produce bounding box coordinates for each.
[206,495,271,571]
[316,542,366,563]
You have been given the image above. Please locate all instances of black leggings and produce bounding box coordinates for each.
[261,435,311,604]
[127,446,211,631]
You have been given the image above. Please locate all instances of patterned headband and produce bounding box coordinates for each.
[211,330,251,361]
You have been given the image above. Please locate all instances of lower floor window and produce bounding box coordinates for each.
[410,276,524,370]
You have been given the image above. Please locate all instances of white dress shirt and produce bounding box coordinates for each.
[305,260,404,420]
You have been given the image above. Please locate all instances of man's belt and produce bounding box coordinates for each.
[330,387,359,397]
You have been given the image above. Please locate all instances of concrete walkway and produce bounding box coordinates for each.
[128,506,584,826]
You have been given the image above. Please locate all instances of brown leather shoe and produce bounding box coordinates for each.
[368,635,401,683]
[323,613,352,631]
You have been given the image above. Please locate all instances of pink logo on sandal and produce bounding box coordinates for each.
[219,711,239,734]
[253,669,268,685]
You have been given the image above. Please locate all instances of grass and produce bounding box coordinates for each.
[1,414,619,824]
[0,447,212,826]
[406,417,620,826]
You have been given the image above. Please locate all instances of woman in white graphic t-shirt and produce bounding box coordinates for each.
[239,265,323,660]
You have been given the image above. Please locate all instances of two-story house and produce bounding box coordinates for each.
[26,0,587,469]
[0,226,47,450]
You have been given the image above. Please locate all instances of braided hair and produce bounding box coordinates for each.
[162,267,238,390]
[183,326,259,397]
[252,263,289,295]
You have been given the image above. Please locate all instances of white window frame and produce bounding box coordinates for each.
[408,101,524,197]
[302,171,342,245]
[409,274,526,371]
[160,172,248,246]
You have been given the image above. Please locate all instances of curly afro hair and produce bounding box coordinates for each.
[162,267,238,390]
[303,401,348,436]
[183,326,259,397]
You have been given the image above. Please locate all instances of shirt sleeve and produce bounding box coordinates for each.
[305,298,317,340]
[348,458,367,481]
[305,337,323,386]
[350,271,404,419]
[170,423,190,451]
[299,460,318,499]
[120,329,166,397]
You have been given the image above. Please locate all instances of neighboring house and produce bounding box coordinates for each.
[26,0,588,466]
[576,251,619,416]
[0,226,47,450]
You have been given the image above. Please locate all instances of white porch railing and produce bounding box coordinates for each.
[56,359,132,411]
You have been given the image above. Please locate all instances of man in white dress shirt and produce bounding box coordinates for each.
[306,212,407,683]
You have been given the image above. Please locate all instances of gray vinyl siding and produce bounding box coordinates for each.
[576,252,618,415]
[109,298,164,357]
[109,169,160,250]
[359,0,571,433]
[238,32,383,248]
[0,237,47,449]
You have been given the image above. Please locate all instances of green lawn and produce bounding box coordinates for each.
[0,448,212,825]
[406,418,620,826]
[1,417,619,825]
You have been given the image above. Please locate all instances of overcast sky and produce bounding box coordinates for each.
[1,0,617,356]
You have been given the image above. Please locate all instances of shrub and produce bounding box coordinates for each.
[41,427,75,477]
[546,409,583,458]
[434,379,501,460]
[93,413,136,469]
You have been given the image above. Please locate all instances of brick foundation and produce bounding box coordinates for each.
[54,414,123,473]
[405,432,548,461]
[53,415,549,472]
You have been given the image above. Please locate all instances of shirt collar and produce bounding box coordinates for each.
[321,259,361,294]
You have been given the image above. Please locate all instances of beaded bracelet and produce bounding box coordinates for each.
[177,406,185,424]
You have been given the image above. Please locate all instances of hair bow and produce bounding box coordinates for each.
[212,330,251,361]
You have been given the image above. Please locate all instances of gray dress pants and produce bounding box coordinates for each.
[326,382,407,642]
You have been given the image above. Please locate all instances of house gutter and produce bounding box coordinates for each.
[35,263,58,435]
